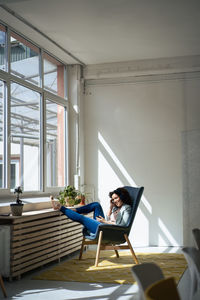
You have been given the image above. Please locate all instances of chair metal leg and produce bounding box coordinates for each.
[79,236,86,260]
[124,233,139,264]
[95,230,103,267]
[0,275,7,298]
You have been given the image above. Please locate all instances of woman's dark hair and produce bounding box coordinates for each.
[109,187,132,205]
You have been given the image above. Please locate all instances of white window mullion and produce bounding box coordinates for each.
[40,92,45,191]
[5,80,10,190]
[65,106,69,186]
[6,27,10,73]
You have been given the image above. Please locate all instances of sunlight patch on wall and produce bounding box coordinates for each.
[98,150,122,190]
[98,132,135,186]
[158,218,179,246]
[98,132,152,214]
[131,207,149,246]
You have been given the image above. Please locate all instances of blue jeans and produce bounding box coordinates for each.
[60,202,105,234]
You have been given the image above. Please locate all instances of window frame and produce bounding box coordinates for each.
[0,21,69,200]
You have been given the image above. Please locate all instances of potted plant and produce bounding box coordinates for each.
[10,186,24,216]
[58,185,81,207]
[75,192,86,206]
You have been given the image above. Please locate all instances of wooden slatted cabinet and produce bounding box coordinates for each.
[0,209,83,280]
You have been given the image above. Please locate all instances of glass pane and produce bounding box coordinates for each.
[44,52,65,97]
[11,82,40,191]
[0,80,4,188]
[46,99,65,187]
[10,32,40,86]
[0,24,6,71]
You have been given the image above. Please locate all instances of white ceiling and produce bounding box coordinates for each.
[0,0,200,65]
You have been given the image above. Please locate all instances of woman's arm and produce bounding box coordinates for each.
[96,216,116,224]
[100,200,116,224]
[106,199,115,219]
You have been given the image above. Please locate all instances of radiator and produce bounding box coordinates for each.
[0,210,83,279]
[0,225,10,277]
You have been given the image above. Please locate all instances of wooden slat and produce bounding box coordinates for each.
[11,240,82,271]
[12,222,82,241]
[11,236,83,266]
[12,218,73,235]
[11,226,83,247]
[11,244,82,277]
[12,232,83,259]
[11,228,82,252]
[11,210,62,224]
[12,215,71,230]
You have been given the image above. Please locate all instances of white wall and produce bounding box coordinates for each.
[182,78,200,246]
[83,58,200,247]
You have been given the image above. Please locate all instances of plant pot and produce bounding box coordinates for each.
[10,203,24,216]
[80,195,85,205]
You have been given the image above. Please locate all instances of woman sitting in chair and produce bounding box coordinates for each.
[51,187,132,235]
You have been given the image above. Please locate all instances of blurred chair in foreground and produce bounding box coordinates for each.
[131,262,164,300]
[181,247,200,300]
[145,277,181,300]
[178,228,200,300]
[177,266,191,300]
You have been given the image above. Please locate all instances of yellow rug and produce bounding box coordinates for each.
[34,250,187,285]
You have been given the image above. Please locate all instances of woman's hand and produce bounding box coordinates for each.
[96,216,106,223]
[97,216,115,225]
[109,199,115,209]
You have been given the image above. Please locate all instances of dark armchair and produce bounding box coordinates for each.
[79,186,144,266]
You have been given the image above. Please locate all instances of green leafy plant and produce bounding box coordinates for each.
[58,185,81,206]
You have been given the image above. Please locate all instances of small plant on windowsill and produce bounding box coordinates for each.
[10,186,24,216]
[14,186,23,204]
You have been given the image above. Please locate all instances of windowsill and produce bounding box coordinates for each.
[0,197,55,214]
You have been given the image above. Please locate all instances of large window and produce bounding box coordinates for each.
[46,100,65,187]
[0,23,68,196]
